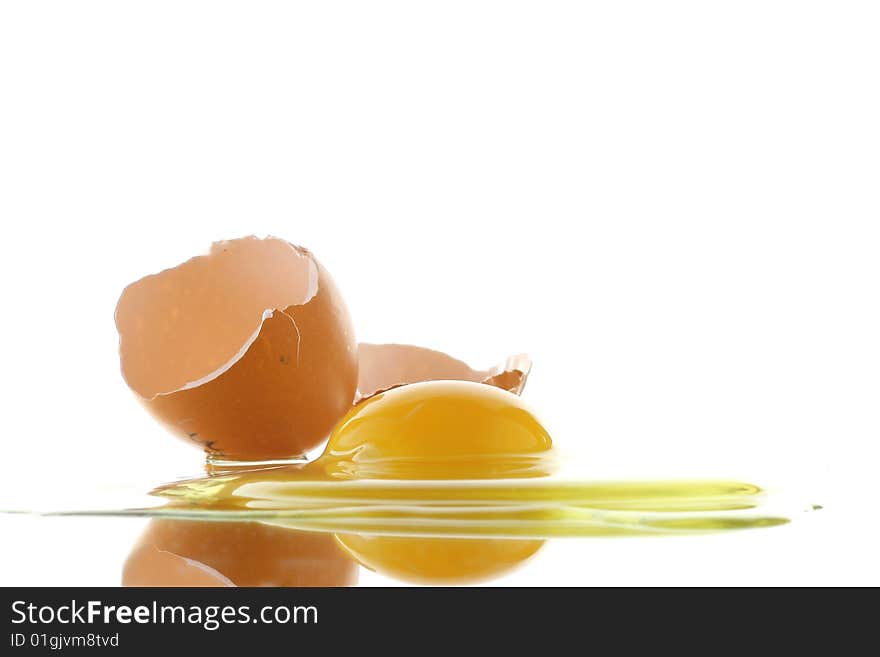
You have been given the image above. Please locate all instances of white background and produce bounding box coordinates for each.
[0,1,877,586]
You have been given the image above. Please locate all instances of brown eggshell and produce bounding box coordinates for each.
[115,236,358,461]
[356,343,531,401]
[122,519,359,587]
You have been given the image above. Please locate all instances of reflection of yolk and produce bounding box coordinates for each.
[325,380,551,584]
[123,519,358,587]
[337,535,543,586]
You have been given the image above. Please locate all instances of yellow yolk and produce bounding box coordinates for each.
[324,380,552,584]
[318,380,554,480]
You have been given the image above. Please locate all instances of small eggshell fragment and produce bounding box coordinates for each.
[122,519,359,587]
[356,343,531,401]
[115,236,358,460]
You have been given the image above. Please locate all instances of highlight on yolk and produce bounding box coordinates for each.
[123,518,359,587]
[322,380,553,584]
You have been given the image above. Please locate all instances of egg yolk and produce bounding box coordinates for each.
[323,380,552,584]
[318,380,554,480]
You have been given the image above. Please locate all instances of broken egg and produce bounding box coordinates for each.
[115,236,358,461]
[326,380,551,584]
[115,235,554,584]
[122,519,359,587]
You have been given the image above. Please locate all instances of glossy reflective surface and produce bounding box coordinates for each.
[0,384,804,587]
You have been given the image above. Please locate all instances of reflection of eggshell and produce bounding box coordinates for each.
[122,519,359,587]
[356,343,531,401]
[122,544,234,587]
[115,236,357,460]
